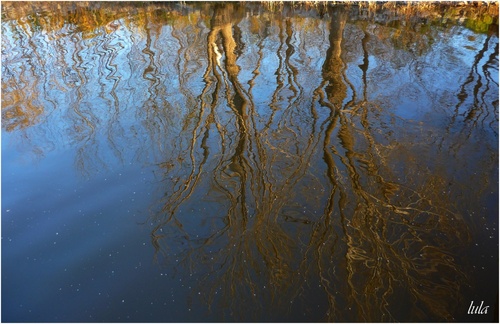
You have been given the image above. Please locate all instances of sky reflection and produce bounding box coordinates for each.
[2,2,498,322]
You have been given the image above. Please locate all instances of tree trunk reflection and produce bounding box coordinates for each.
[1,2,497,322]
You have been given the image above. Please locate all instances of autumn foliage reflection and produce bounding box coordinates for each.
[2,2,498,322]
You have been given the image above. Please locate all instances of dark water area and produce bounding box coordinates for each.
[2,1,499,322]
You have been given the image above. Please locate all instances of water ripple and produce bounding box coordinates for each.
[2,2,498,322]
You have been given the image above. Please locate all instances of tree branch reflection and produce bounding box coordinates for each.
[1,2,497,321]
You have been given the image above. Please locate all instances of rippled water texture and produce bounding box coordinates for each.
[2,2,499,322]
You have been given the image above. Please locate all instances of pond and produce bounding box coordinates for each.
[2,1,498,322]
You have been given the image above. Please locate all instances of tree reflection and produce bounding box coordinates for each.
[304,6,475,321]
[150,4,309,318]
[449,30,499,141]
[1,2,498,322]
[146,4,481,322]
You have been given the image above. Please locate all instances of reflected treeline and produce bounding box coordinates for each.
[2,2,498,321]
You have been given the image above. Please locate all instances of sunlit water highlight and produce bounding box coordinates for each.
[2,2,498,322]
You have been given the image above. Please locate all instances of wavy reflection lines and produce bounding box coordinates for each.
[98,20,128,164]
[2,20,79,157]
[1,3,495,322]
[140,16,166,162]
[68,31,100,176]
[2,20,45,133]
[449,33,499,147]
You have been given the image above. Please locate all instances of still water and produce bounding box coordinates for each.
[2,2,499,322]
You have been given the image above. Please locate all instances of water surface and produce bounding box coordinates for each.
[2,2,499,322]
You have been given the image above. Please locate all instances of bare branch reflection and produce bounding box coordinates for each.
[1,2,497,322]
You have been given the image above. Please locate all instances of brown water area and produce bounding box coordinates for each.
[2,1,498,322]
